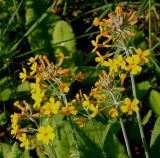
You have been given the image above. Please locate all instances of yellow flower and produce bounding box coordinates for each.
[95,51,107,65]
[11,113,19,125]
[30,78,41,93]
[116,55,126,69]
[93,17,100,26]
[89,104,100,118]
[19,68,27,82]
[19,133,29,150]
[27,55,39,65]
[103,58,119,73]
[37,126,55,145]
[91,40,98,52]
[121,98,139,115]
[125,55,142,75]
[42,97,61,115]
[31,90,45,108]
[83,94,94,110]
[109,108,119,118]
[30,62,37,76]
[61,104,77,115]
[136,48,150,64]
[11,124,18,137]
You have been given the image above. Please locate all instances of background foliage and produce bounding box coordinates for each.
[0,0,160,157]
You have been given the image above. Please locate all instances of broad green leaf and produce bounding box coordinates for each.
[149,90,160,116]
[25,0,60,55]
[0,88,11,101]
[52,20,76,53]
[0,143,11,158]
[6,142,21,158]
[136,81,150,99]
[0,112,8,125]
[55,121,80,158]
[17,81,30,92]
[103,123,128,158]
[150,117,160,158]
[142,110,152,126]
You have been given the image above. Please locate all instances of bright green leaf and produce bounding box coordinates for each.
[0,88,11,101]
[149,90,160,116]
[17,81,30,92]
[142,110,152,126]
[0,112,8,125]
[150,117,160,158]
[136,81,150,99]
[52,20,76,53]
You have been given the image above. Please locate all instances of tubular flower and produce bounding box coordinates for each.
[136,48,150,64]
[61,104,77,115]
[115,6,123,15]
[19,133,30,150]
[41,97,61,115]
[109,108,119,118]
[19,68,27,82]
[125,55,142,75]
[60,82,70,93]
[121,98,139,115]
[119,73,127,85]
[37,126,55,145]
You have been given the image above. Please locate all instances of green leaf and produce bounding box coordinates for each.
[142,110,152,126]
[0,88,11,101]
[55,121,80,158]
[25,0,60,55]
[17,81,30,92]
[103,123,128,158]
[6,142,21,158]
[0,112,8,125]
[150,117,160,158]
[52,20,76,53]
[149,90,160,116]
[0,143,11,158]
[136,81,150,99]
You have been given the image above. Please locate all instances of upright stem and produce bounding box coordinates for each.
[149,0,152,49]
[130,74,150,158]
[121,36,150,158]
[109,91,132,158]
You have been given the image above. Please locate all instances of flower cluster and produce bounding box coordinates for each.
[11,54,84,150]
[10,6,151,155]
[90,6,150,118]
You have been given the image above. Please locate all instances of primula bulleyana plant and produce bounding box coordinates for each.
[11,6,150,158]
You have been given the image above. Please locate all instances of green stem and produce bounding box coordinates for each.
[82,106,103,151]
[149,0,152,49]
[68,116,80,157]
[108,90,132,158]
[130,73,150,158]
[121,35,150,158]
